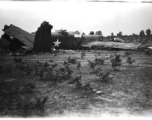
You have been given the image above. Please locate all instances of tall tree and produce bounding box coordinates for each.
[139,30,145,36]
[117,32,122,37]
[111,33,114,37]
[119,31,122,36]
[117,33,119,37]
[146,29,151,36]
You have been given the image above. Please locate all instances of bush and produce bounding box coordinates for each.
[88,60,96,71]
[126,56,135,65]
[95,58,104,65]
[98,71,111,83]
[68,76,82,89]
[81,51,86,59]
[67,56,77,64]
[110,54,121,71]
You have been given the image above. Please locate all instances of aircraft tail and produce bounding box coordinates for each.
[33,21,53,52]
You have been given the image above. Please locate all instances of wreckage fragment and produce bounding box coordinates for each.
[2,24,34,49]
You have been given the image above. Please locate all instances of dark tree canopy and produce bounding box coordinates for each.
[139,30,145,36]
[119,31,122,36]
[132,33,136,36]
[89,31,94,35]
[82,32,85,35]
[75,31,80,35]
[111,33,114,37]
[146,29,151,36]
[95,31,102,36]
[116,31,122,37]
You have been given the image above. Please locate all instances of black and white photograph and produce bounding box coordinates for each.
[0,0,152,118]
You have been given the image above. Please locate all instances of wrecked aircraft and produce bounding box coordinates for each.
[3,24,34,49]
[2,22,102,51]
[81,41,141,50]
[1,21,142,52]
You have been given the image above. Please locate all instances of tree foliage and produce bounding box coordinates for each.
[119,31,122,36]
[116,31,122,37]
[95,31,102,36]
[89,31,94,35]
[146,29,151,36]
[139,30,145,36]
[111,33,114,37]
[82,32,85,35]
[132,33,136,36]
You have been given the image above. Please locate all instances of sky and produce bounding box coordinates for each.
[0,1,152,36]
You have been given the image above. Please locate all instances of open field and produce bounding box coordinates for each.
[1,50,152,117]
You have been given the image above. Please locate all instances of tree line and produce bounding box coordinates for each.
[88,29,151,37]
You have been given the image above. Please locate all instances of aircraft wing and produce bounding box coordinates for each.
[81,41,141,50]
[3,25,34,48]
[111,42,141,50]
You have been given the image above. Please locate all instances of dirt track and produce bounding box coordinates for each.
[1,50,152,117]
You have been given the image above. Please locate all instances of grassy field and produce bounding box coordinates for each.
[1,50,152,117]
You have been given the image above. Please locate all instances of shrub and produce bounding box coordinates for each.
[83,83,93,91]
[77,62,81,71]
[50,59,53,62]
[145,49,152,56]
[65,64,73,77]
[43,62,50,69]
[98,71,111,83]
[14,57,22,63]
[67,56,77,64]
[110,54,121,71]
[81,51,86,59]
[95,58,104,65]
[23,82,35,93]
[35,96,48,113]
[126,56,135,65]
[88,60,96,71]
[24,63,33,75]
[124,51,131,56]
[68,76,82,89]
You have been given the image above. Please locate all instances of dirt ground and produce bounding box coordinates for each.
[1,50,152,117]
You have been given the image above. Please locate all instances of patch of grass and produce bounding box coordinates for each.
[1,50,152,116]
